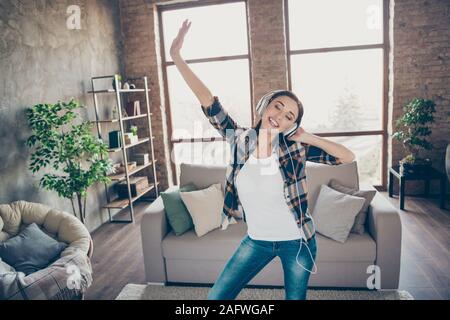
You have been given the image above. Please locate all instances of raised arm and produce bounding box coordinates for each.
[288,127,355,165]
[301,142,343,165]
[170,19,213,108]
[170,19,242,144]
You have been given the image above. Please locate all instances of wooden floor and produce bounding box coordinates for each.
[85,192,449,300]
[387,193,450,300]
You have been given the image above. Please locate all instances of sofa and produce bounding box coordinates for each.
[141,161,402,289]
[0,201,93,300]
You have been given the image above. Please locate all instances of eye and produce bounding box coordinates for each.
[275,104,281,110]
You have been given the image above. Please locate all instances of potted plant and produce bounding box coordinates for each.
[26,99,114,224]
[392,98,436,175]
[130,125,138,136]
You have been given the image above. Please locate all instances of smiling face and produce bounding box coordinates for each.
[260,95,300,134]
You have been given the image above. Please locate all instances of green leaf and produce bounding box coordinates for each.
[393,97,436,155]
[25,99,113,205]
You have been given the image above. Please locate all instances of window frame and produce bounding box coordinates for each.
[284,0,389,189]
[156,0,252,184]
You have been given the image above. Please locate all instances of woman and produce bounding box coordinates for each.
[170,19,355,300]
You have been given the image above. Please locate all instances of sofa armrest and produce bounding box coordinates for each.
[141,195,170,284]
[366,190,402,289]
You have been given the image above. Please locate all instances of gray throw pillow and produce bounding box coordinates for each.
[0,223,67,276]
[329,179,376,234]
[312,184,366,243]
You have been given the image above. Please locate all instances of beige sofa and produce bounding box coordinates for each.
[141,161,402,289]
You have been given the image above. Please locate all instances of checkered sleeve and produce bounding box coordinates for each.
[200,96,242,144]
[301,142,342,165]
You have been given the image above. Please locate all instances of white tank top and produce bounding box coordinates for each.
[235,151,305,241]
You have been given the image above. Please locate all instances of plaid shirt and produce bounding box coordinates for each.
[200,96,341,243]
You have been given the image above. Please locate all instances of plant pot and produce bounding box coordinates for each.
[399,158,432,175]
[124,133,138,145]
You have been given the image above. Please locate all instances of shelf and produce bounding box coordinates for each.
[108,136,155,153]
[103,182,159,209]
[88,89,151,94]
[92,113,153,124]
[90,75,159,223]
[108,160,158,182]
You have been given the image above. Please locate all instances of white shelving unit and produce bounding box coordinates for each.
[89,75,159,223]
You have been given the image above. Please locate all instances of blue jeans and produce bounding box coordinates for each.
[207,234,317,300]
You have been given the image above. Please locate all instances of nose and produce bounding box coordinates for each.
[275,112,283,122]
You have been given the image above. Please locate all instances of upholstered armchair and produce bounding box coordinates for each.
[0,200,93,300]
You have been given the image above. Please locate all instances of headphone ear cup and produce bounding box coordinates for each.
[256,102,266,116]
[256,91,278,116]
[256,104,265,117]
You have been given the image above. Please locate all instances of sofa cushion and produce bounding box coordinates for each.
[305,161,360,213]
[180,183,224,237]
[315,231,376,262]
[313,184,366,243]
[0,223,67,275]
[180,163,227,194]
[161,182,197,236]
[329,179,376,234]
[162,220,247,261]
[162,220,376,262]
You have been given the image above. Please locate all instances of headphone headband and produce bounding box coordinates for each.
[255,90,301,138]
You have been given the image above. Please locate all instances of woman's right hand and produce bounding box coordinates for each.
[170,19,191,59]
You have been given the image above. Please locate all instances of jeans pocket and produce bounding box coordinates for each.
[244,235,270,250]
[242,235,258,249]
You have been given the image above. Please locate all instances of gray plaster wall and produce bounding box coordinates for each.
[0,0,123,232]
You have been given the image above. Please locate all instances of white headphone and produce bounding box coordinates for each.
[256,90,318,274]
[283,133,318,275]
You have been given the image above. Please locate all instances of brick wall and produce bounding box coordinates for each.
[119,0,450,198]
[390,0,450,196]
[248,0,288,121]
[119,0,173,192]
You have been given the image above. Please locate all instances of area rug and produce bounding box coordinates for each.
[116,284,414,300]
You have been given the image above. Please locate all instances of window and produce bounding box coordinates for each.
[327,135,383,187]
[286,0,387,186]
[159,1,251,184]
